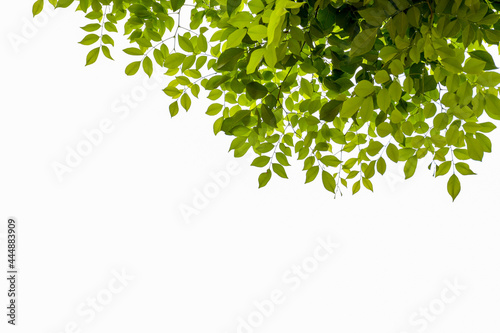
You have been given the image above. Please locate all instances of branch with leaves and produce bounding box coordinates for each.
[34,0,500,200]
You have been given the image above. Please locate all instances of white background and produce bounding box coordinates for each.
[1,2,500,333]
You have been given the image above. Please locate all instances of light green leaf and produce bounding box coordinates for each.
[33,0,44,16]
[447,174,461,201]
[455,162,476,175]
[252,156,271,167]
[85,47,99,66]
[169,101,179,117]
[227,29,247,48]
[142,56,153,77]
[321,155,342,167]
[178,35,194,52]
[322,171,336,193]
[181,93,191,111]
[435,161,451,177]
[248,25,267,41]
[247,48,265,74]
[350,28,378,57]
[362,178,373,192]
[354,80,375,97]
[340,96,363,118]
[404,156,418,179]
[377,158,387,175]
[79,34,99,45]
[465,136,484,161]
[125,61,141,75]
[272,163,288,178]
[165,53,186,69]
[101,45,113,60]
[386,143,399,163]
[305,166,319,183]
[484,93,500,120]
[374,70,390,84]
[206,103,223,116]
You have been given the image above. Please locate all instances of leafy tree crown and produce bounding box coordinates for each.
[34,0,500,200]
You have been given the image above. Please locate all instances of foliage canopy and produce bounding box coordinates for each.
[34,0,500,200]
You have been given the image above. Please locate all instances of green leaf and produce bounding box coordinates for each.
[484,93,500,120]
[206,103,223,116]
[101,45,113,60]
[169,101,179,117]
[377,122,393,137]
[476,72,500,87]
[258,169,272,188]
[260,104,277,127]
[33,0,44,16]
[85,47,99,66]
[180,93,191,111]
[104,22,118,33]
[374,70,390,84]
[305,166,319,184]
[272,163,288,178]
[276,152,290,166]
[178,35,194,52]
[320,100,343,122]
[142,56,153,77]
[227,29,247,48]
[227,0,242,16]
[81,23,101,32]
[362,178,373,192]
[123,48,144,56]
[447,174,461,201]
[56,0,73,8]
[433,113,449,131]
[377,158,387,175]
[252,156,271,167]
[469,50,497,70]
[354,80,375,97]
[246,82,268,100]
[455,162,476,176]
[379,46,398,63]
[79,34,99,45]
[340,96,363,118]
[171,0,185,11]
[352,180,361,195]
[125,61,141,75]
[404,156,418,179]
[350,28,378,57]
[322,171,336,193]
[248,25,267,41]
[366,140,383,156]
[247,48,265,74]
[386,143,399,163]
[435,161,451,177]
[464,58,485,74]
[216,48,244,71]
[389,80,402,101]
[465,136,484,161]
[165,53,186,69]
[320,155,341,167]
[221,109,251,133]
